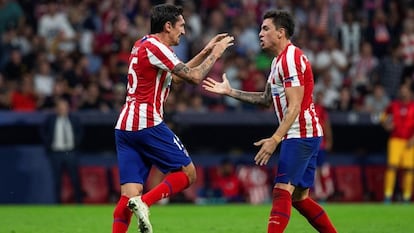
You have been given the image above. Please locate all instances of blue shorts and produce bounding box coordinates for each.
[115,122,192,185]
[316,149,327,167]
[274,137,322,188]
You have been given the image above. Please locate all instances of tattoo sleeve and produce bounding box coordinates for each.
[229,83,273,107]
[172,53,218,85]
[196,54,217,79]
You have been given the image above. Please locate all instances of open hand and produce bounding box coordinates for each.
[202,73,232,95]
[211,35,234,57]
[204,33,229,53]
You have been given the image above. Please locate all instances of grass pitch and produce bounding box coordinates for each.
[0,203,413,233]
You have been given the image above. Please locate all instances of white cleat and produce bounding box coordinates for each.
[128,196,153,233]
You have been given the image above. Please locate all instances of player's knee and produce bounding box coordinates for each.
[182,163,197,185]
[186,169,197,185]
[292,187,309,201]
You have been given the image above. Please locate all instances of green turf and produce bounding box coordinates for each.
[0,203,413,233]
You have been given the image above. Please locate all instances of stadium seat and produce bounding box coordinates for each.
[79,166,110,204]
[364,165,386,202]
[332,165,363,202]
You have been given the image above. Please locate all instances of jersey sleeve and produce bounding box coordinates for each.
[145,39,182,72]
[283,47,306,88]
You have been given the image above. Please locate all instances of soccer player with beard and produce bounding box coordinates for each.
[203,10,337,233]
[112,4,233,233]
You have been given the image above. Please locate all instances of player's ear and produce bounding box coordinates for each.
[164,21,172,32]
[277,28,284,39]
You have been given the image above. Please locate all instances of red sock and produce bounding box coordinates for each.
[292,198,337,233]
[112,195,132,233]
[268,188,292,233]
[142,171,189,206]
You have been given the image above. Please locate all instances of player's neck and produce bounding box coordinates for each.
[274,39,291,56]
[152,33,171,46]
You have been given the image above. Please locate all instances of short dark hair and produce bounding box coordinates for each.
[150,4,183,34]
[263,10,295,38]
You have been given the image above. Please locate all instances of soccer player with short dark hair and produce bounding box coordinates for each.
[112,4,233,233]
[203,10,337,233]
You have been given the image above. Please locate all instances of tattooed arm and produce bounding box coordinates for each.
[229,83,273,107]
[172,54,217,85]
[172,33,230,84]
[171,35,234,85]
[203,73,273,107]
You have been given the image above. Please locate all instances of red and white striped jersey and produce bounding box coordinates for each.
[268,43,323,139]
[115,35,181,131]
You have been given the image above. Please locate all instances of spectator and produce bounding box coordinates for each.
[34,59,55,97]
[372,42,404,99]
[364,8,392,58]
[2,47,28,88]
[314,35,348,89]
[338,9,362,59]
[400,10,414,77]
[0,0,24,34]
[385,0,404,49]
[362,83,390,115]
[129,14,150,42]
[182,1,202,41]
[10,73,38,112]
[327,0,345,36]
[95,66,114,103]
[308,0,330,39]
[78,82,111,112]
[234,13,261,58]
[348,41,378,95]
[292,0,311,30]
[111,82,126,112]
[314,71,340,110]
[187,93,208,113]
[39,77,72,111]
[37,1,76,61]
[209,158,243,203]
[333,86,355,112]
[294,28,316,64]
[222,54,243,111]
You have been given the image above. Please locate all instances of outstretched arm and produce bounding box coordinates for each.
[172,34,229,84]
[203,73,273,107]
[172,35,234,85]
[187,33,229,68]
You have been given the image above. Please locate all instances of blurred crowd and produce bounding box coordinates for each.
[1,0,414,115]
